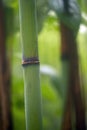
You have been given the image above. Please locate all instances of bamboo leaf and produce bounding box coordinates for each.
[48,0,81,34]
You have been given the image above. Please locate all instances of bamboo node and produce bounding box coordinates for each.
[22,57,40,66]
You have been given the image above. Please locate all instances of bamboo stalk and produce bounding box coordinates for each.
[60,22,86,130]
[68,29,86,130]
[19,0,43,130]
[60,23,72,130]
[5,7,14,130]
[0,2,13,130]
[0,1,8,130]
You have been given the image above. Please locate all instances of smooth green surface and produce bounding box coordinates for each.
[19,0,38,58]
[19,0,42,129]
[23,65,42,130]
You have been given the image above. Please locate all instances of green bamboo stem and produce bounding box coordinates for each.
[19,0,42,130]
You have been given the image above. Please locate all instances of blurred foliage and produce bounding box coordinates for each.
[3,0,18,9]
[3,0,87,32]
[48,0,81,34]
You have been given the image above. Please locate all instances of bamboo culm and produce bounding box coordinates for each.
[19,0,43,130]
[60,23,86,130]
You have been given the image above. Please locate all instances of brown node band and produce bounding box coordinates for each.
[22,57,40,66]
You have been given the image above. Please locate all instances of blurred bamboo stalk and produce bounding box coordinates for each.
[5,7,14,130]
[0,1,8,129]
[60,23,86,130]
[0,1,13,130]
[60,22,72,130]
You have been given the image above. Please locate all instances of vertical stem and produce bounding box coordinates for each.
[19,0,43,130]
[0,1,8,130]
[69,31,86,130]
[5,7,14,130]
[60,23,72,130]
[60,22,86,130]
[61,94,72,130]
